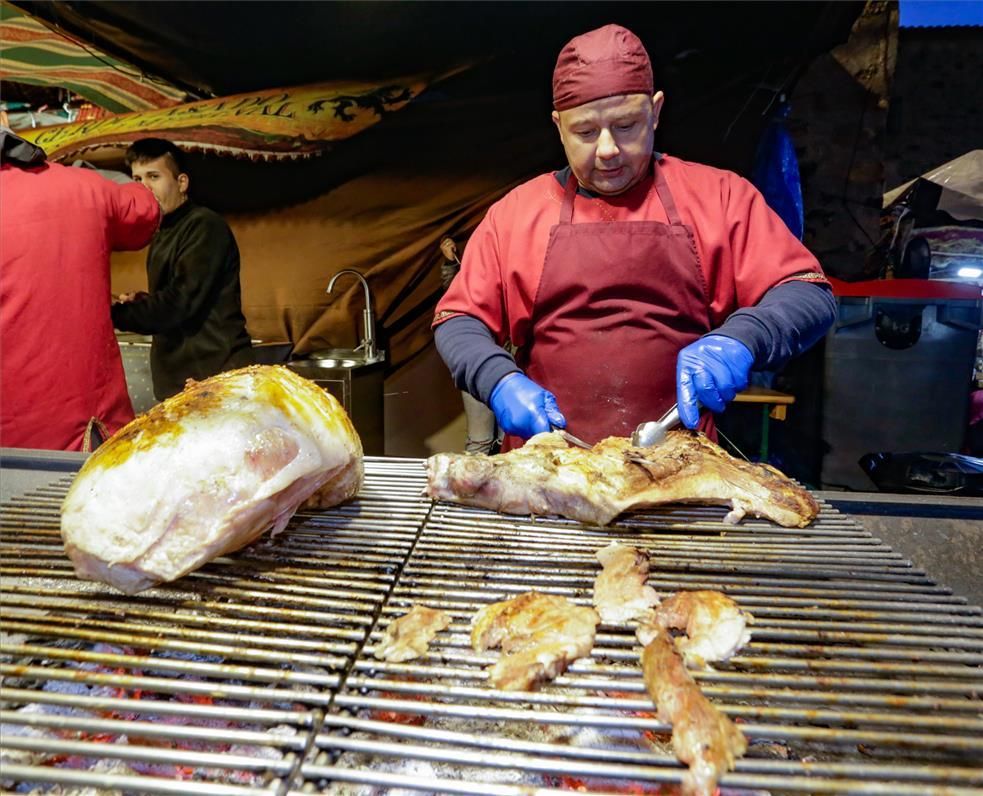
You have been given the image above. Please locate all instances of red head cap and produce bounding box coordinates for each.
[552,24,654,111]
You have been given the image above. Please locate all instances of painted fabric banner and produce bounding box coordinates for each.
[17,72,458,162]
[0,2,186,113]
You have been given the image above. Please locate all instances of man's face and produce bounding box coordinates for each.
[130,155,188,214]
[552,92,664,196]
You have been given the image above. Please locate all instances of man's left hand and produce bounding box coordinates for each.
[676,335,754,429]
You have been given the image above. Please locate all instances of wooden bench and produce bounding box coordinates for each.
[732,386,796,461]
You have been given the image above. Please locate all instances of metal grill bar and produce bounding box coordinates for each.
[0,687,313,724]
[1,643,345,686]
[306,751,983,795]
[356,658,983,697]
[2,764,278,795]
[329,693,983,751]
[342,674,981,713]
[0,591,367,644]
[319,713,983,783]
[2,735,296,775]
[1,710,309,749]
[1,663,338,705]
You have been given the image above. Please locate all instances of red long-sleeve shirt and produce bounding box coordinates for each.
[435,154,828,346]
[1,162,160,451]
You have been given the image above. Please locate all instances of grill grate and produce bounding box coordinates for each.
[2,458,981,794]
[1,458,428,795]
[311,500,983,794]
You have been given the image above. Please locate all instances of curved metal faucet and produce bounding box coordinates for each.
[326,269,377,361]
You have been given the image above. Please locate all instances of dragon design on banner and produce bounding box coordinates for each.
[17,71,463,162]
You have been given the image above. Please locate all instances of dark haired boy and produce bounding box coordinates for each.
[112,138,253,399]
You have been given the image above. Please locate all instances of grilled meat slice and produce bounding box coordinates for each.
[426,429,818,528]
[640,590,752,668]
[593,542,660,624]
[61,365,363,594]
[374,605,452,662]
[640,629,748,796]
[472,591,599,691]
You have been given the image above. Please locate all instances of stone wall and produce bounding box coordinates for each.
[793,3,982,280]
[883,26,983,190]
[793,1,897,281]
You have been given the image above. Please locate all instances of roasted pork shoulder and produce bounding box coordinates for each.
[374,605,452,662]
[593,542,660,624]
[471,591,599,691]
[426,430,818,528]
[61,365,363,594]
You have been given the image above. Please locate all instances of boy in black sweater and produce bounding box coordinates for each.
[112,138,253,400]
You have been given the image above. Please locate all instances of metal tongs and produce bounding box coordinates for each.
[631,404,681,448]
[630,404,751,460]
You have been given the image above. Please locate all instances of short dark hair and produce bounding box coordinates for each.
[125,138,186,177]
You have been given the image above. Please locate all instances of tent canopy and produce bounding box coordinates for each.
[11,2,863,104]
[0,1,186,112]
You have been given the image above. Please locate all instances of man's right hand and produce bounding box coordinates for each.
[113,291,149,305]
[489,373,566,440]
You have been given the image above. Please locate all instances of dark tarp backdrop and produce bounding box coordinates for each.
[7,1,865,452]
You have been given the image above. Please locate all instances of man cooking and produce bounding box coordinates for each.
[433,24,835,450]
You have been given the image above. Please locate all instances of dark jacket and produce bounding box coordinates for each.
[112,200,253,399]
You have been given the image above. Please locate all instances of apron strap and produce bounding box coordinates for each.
[560,158,684,227]
[653,157,684,226]
[559,173,578,225]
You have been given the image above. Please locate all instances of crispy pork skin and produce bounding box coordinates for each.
[471,591,599,691]
[593,542,660,624]
[640,629,747,796]
[426,430,818,528]
[374,605,452,662]
[61,365,363,594]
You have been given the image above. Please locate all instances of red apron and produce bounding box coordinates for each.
[504,161,712,450]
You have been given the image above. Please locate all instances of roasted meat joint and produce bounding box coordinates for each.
[60,365,363,594]
[425,429,819,527]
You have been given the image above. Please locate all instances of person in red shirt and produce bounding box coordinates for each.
[433,24,835,450]
[0,128,160,451]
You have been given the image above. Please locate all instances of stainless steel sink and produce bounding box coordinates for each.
[287,348,386,371]
[284,350,386,455]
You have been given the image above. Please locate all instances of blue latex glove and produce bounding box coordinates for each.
[676,335,755,429]
[489,373,566,439]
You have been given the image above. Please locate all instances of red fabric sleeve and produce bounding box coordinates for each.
[712,173,828,325]
[433,175,556,349]
[433,198,509,342]
[107,182,160,251]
